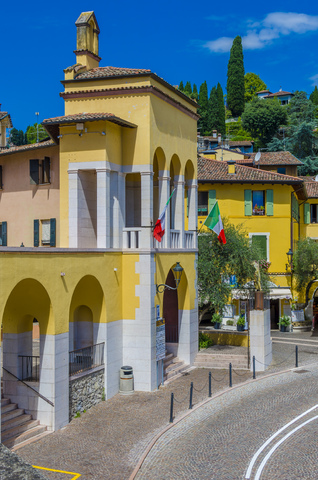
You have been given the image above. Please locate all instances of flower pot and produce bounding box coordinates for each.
[280,325,287,332]
[237,324,244,331]
[214,322,221,330]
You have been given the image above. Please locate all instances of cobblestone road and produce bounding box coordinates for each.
[15,330,318,480]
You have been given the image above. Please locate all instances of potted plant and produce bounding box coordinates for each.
[212,312,222,330]
[237,315,245,331]
[278,315,291,332]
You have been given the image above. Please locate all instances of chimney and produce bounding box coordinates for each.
[227,160,236,175]
[74,12,101,72]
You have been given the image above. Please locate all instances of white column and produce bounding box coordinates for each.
[112,172,126,248]
[187,181,198,249]
[96,168,111,249]
[174,176,185,248]
[68,169,79,248]
[140,171,154,248]
[158,171,170,248]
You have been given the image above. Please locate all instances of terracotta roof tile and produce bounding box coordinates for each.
[305,182,318,198]
[198,157,302,184]
[265,91,293,97]
[74,66,151,80]
[248,151,302,166]
[0,140,55,156]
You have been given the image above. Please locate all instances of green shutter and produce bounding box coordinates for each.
[30,159,39,185]
[2,221,7,246]
[252,235,267,260]
[304,203,310,224]
[208,190,216,212]
[244,190,252,216]
[43,157,51,183]
[50,218,56,246]
[34,219,39,247]
[266,189,274,216]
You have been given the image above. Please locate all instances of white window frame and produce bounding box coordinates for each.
[249,232,270,262]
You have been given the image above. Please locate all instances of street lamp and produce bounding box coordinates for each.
[156,262,184,293]
[286,248,293,271]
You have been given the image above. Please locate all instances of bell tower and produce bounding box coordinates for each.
[74,11,101,71]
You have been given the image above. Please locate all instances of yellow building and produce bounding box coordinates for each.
[197,156,316,328]
[0,11,199,442]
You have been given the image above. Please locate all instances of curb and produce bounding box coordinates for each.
[128,362,318,479]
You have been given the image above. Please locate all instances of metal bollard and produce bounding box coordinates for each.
[253,356,256,379]
[229,363,232,387]
[170,392,174,423]
[189,382,193,409]
[209,371,212,398]
[296,345,298,368]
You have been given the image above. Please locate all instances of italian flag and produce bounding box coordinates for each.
[204,201,226,244]
[153,189,175,242]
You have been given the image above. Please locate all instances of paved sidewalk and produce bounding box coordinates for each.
[15,330,318,480]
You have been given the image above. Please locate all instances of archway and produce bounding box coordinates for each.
[163,269,179,343]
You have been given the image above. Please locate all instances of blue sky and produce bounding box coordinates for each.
[1,1,318,131]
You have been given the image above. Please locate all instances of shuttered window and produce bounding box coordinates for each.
[198,191,208,215]
[30,160,39,185]
[304,203,310,224]
[266,189,274,216]
[251,235,268,260]
[244,190,252,216]
[0,221,7,246]
[30,158,51,185]
[34,218,56,247]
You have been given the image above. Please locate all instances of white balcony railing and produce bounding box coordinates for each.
[170,230,180,249]
[123,228,141,249]
[185,231,195,249]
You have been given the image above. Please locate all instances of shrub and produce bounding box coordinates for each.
[211,312,222,324]
[226,320,234,326]
[237,316,245,326]
[199,332,213,350]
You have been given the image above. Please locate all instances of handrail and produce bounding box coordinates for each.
[69,342,104,355]
[2,367,54,407]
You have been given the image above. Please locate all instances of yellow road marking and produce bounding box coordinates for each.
[32,465,81,479]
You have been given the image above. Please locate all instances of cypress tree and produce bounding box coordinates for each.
[310,86,318,106]
[178,81,184,92]
[191,84,199,101]
[198,81,209,134]
[217,83,226,135]
[227,36,245,117]
[208,86,219,134]
[184,81,192,97]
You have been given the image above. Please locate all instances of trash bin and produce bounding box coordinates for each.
[119,365,134,395]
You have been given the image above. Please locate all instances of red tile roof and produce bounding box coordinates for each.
[265,91,293,98]
[304,182,318,198]
[248,151,302,166]
[74,66,151,80]
[0,140,55,156]
[198,157,302,184]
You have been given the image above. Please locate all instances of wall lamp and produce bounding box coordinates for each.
[156,262,183,293]
[286,248,293,271]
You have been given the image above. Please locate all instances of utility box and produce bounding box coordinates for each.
[119,365,134,395]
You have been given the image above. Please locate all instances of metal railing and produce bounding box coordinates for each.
[2,367,54,407]
[18,355,40,382]
[69,342,104,376]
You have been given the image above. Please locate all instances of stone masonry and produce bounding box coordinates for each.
[69,367,104,421]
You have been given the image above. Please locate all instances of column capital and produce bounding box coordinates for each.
[118,171,126,178]
[158,176,171,182]
[187,183,198,189]
[140,171,154,177]
[96,167,111,173]
[67,169,78,175]
[174,180,185,187]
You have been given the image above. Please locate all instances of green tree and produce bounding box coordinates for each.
[191,83,198,101]
[293,238,318,305]
[309,86,318,106]
[198,219,268,322]
[244,72,267,103]
[26,123,47,144]
[288,91,316,124]
[183,81,192,97]
[216,83,226,135]
[178,81,184,92]
[227,36,245,117]
[242,97,287,146]
[208,86,219,134]
[9,128,26,146]
[198,81,209,135]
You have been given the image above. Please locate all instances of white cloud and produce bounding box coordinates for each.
[310,74,318,86]
[205,12,318,53]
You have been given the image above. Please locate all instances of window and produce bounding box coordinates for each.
[245,189,273,216]
[277,167,286,174]
[34,218,56,247]
[250,233,269,260]
[198,191,208,215]
[311,205,318,224]
[30,157,51,185]
[0,221,7,246]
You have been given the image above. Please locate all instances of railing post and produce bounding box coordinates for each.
[170,393,174,423]
[253,355,256,379]
[229,363,232,387]
[209,371,212,398]
[296,345,298,368]
[189,382,193,409]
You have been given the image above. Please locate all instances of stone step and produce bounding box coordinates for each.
[2,419,40,441]
[165,360,184,373]
[1,398,10,408]
[2,424,47,449]
[194,353,248,369]
[2,413,33,432]
[165,362,188,380]
[1,403,19,415]
[1,408,25,423]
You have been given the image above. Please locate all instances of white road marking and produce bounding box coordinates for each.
[272,340,318,347]
[245,404,318,479]
[254,415,318,480]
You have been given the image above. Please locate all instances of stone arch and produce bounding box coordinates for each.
[153,148,167,223]
[184,159,195,184]
[69,275,105,351]
[169,155,181,230]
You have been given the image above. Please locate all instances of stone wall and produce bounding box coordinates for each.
[69,367,104,421]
